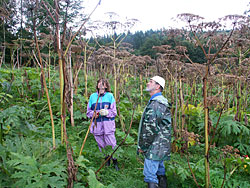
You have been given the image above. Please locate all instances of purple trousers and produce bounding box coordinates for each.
[94,133,117,152]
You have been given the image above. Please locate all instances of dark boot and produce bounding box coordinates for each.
[147,182,158,188]
[112,158,119,171]
[104,155,111,166]
[157,175,167,188]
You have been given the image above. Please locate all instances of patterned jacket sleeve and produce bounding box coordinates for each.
[139,101,160,152]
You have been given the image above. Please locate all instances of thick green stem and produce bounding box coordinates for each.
[204,66,210,188]
[33,2,55,149]
[84,44,88,98]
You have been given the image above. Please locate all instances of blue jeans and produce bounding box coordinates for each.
[143,158,166,183]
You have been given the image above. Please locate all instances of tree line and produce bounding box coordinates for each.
[0,0,215,67]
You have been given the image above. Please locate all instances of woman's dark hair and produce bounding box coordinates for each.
[96,78,111,92]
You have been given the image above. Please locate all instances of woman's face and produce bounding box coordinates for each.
[98,80,107,94]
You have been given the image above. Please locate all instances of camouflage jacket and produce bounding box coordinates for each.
[137,94,171,161]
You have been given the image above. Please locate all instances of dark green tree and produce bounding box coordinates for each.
[0,0,19,66]
[139,33,161,58]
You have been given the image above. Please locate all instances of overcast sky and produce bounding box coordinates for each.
[83,0,250,32]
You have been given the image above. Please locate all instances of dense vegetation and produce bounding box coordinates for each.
[0,68,250,187]
[1,0,250,188]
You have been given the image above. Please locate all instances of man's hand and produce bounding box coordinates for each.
[138,149,144,153]
[100,109,108,116]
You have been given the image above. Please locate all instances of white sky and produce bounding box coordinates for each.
[83,0,250,32]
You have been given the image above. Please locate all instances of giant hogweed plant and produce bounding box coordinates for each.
[0,136,67,188]
[182,101,250,156]
[0,105,37,143]
[165,145,250,188]
[7,152,67,188]
[197,111,250,156]
[0,125,114,188]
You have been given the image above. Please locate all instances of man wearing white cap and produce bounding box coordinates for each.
[137,76,171,188]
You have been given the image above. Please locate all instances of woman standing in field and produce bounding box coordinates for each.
[86,78,119,170]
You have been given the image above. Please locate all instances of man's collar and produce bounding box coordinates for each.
[149,92,162,101]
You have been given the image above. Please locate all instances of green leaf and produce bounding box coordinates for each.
[240,124,250,136]
[76,155,89,169]
[87,169,105,188]
[176,166,189,181]
[231,124,240,135]
[221,124,231,136]
[7,152,38,167]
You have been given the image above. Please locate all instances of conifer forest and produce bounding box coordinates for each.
[0,0,250,187]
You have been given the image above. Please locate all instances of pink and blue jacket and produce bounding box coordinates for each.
[87,92,117,135]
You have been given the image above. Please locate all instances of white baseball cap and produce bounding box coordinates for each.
[150,76,165,89]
